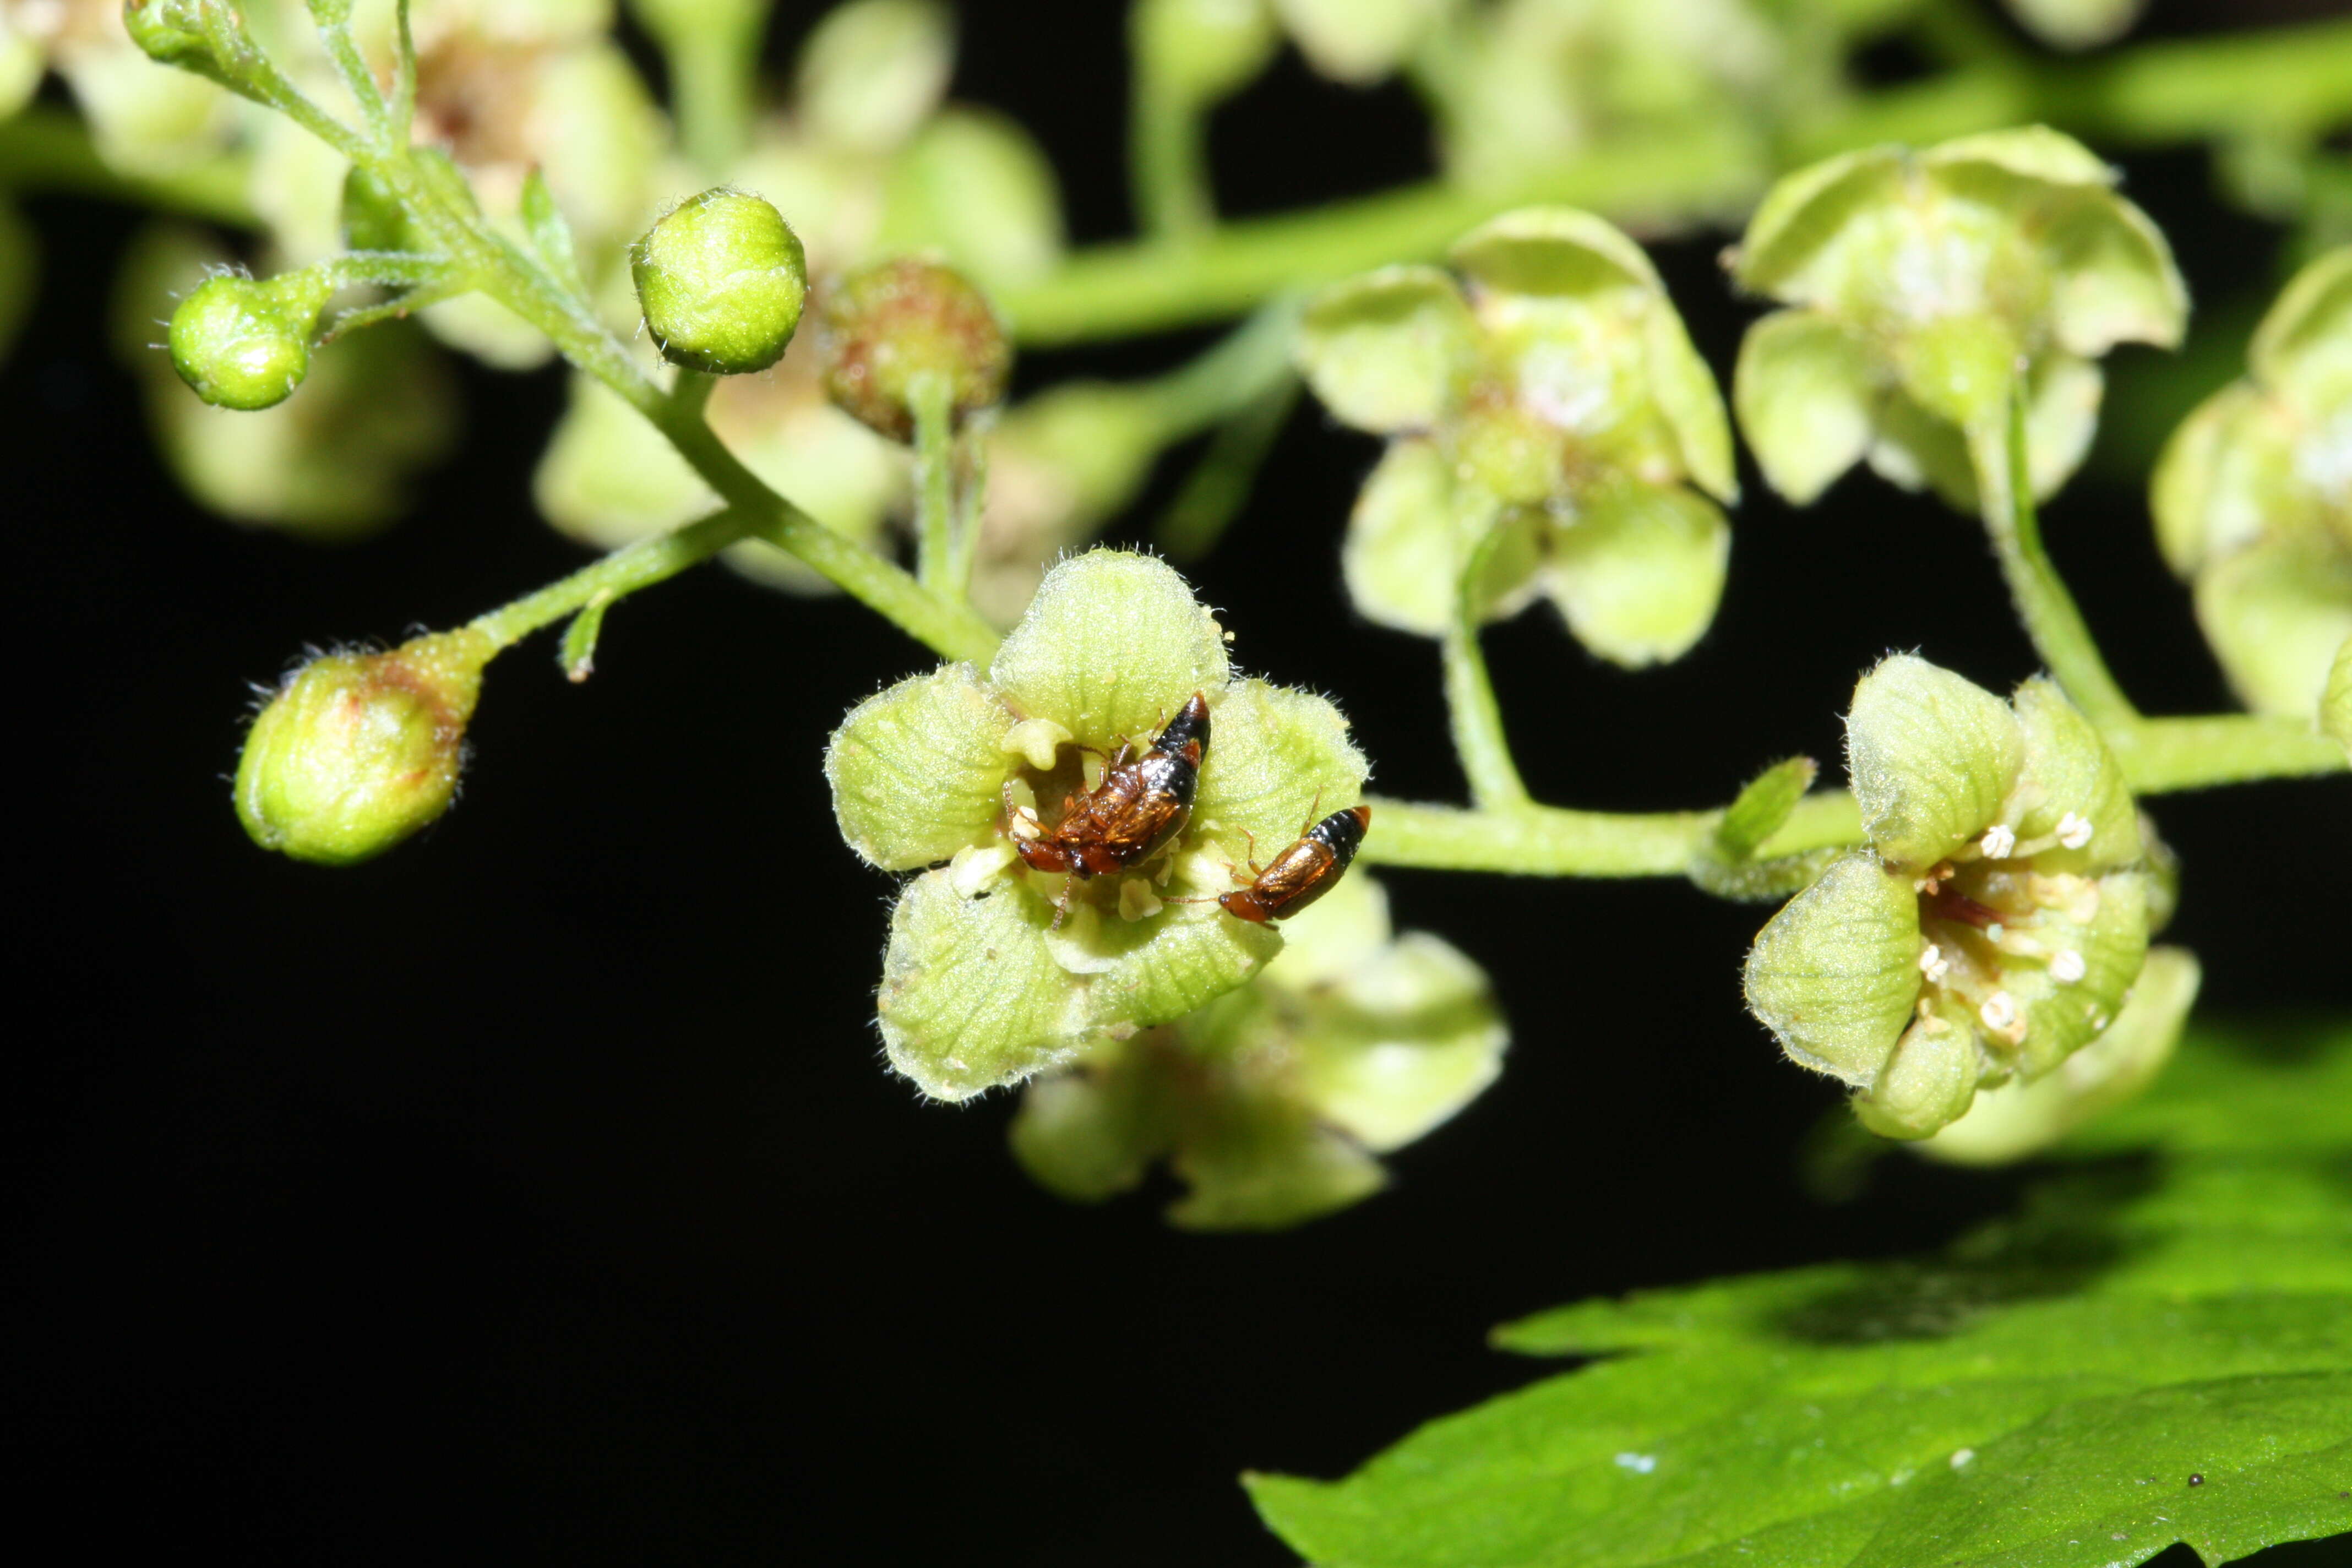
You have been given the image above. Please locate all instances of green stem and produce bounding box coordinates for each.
[1968,394,2139,728]
[470,506,756,650]
[998,17,2352,346]
[388,0,420,139]
[314,13,391,140]
[1442,522,1530,810]
[665,21,762,172]
[2109,715,2348,793]
[948,421,989,592]
[1362,788,1864,879]
[911,373,960,597]
[1131,70,1214,241]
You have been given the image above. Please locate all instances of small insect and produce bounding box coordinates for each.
[1204,804,1371,923]
[1005,693,1210,924]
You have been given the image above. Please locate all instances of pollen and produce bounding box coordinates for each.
[1979,824,2017,859]
[2049,949,2087,984]
[2056,811,2094,850]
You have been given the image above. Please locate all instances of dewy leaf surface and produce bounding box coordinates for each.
[1248,1023,2352,1567]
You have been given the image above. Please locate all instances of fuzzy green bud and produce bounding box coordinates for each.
[168,270,331,412]
[1134,0,1277,108]
[819,255,1010,442]
[122,0,240,74]
[235,629,493,865]
[2003,0,2144,51]
[631,189,809,376]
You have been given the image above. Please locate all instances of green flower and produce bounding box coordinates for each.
[825,551,1370,1101]
[1922,945,2198,1166]
[2153,245,2352,718]
[1009,870,1505,1229]
[1744,655,2157,1139]
[1730,127,2186,510]
[1298,207,1736,668]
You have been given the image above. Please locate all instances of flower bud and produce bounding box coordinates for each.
[235,629,493,865]
[1271,0,1441,85]
[819,255,1010,442]
[631,189,810,376]
[168,269,332,411]
[122,0,242,74]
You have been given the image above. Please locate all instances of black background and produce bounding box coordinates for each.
[7,1,2352,1562]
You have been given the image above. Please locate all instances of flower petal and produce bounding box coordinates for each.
[2010,868,2149,1080]
[2042,189,2187,356]
[876,870,1097,1101]
[1190,679,1373,858]
[1008,1042,1166,1201]
[1450,205,1662,298]
[1641,297,1739,503]
[1297,930,1506,1152]
[2193,534,2352,718]
[826,663,1015,870]
[1924,945,2198,1167]
[1297,265,1476,434]
[989,549,1231,748]
[2007,676,2141,872]
[1847,654,2024,869]
[1730,145,1905,303]
[1733,310,1878,506]
[1342,438,1463,636]
[2250,244,2352,386]
[1168,1096,1387,1230]
[1542,479,1729,668]
[1854,1012,1982,1140]
[1743,850,1923,1086]
[1921,125,2115,190]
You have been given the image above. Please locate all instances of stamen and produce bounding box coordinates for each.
[1918,943,1951,983]
[2056,811,2094,851]
[1979,824,2017,859]
[1978,990,2026,1042]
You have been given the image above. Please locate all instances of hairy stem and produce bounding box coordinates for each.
[470,507,756,650]
[1362,790,1864,879]
[1969,395,2139,728]
[2111,715,2348,792]
[1443,525,1530,810]
[1130,70,1214,241]
[911,374,960,596]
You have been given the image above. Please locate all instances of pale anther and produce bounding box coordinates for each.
[2049,949,2087,984]
[1918,943,1950,983]
[2056,811,2094,850]
[1979,824,2017,859]
[1979,990,2022,1036]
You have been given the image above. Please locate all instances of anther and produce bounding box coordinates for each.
[2056,811,2094,851]
[2049,949,2087,984]
[1918,943,1951,983]
[1979,824,2017,859]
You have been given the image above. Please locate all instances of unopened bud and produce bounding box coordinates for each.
[168,270,330,411]
[234,629,493,865]
[631,189,810,376]
[819,255,1010,442]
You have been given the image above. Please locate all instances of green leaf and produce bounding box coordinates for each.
[1247,1021,2352,1568]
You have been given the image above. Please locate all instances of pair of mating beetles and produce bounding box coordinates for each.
[1003,692,1369,927]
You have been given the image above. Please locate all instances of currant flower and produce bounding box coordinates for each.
[1730,127,2186,510]
[824,551,1369,1100]
[2153,245,2352,719]
[1744,655,2158,1139]
[1009,871,1505,1229]
[1297,206,1737,668]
